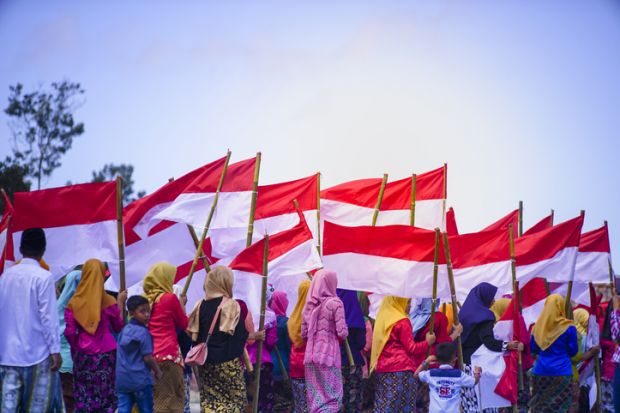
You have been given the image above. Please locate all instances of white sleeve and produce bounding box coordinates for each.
[38,275,61,354]
[459,372,476,388]
[418,370,430,384]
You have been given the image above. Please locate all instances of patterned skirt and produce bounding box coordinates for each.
[460,365,499,413]
[305,363,343,413]
[291,378,309,413]
[273,378,293,412]
[529,374,573,413]
[373,370,417,413]
[601,379,614,413]
[341,365,363,413]
[198,359,247,413]
[416,380,430,413]
[245,362,276,412]
[73,350,117,413]
[153,360,185,413]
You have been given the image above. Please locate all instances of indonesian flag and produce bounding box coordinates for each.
[482,209,519,238]
[320,165,446,230]
[574,224,611,283]
[448,229,513,302]
[227,210,323,327]
[321,221,450,299]
[523,213,554,236]
[515,214,584,284]
[11,182,118,280]
[445,207,459,236]
[520,277,549,328]
[0,192,14,274]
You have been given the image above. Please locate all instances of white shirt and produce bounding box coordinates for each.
[0,258,60,366]
[419,364,476,413]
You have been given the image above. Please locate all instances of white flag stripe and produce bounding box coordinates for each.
[516,246,579,284]
[452,260,513,302]
[574,251,610,283]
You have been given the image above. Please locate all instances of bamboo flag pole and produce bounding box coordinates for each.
[371,174,388,226]
[606,221,614,293]
[316,172,322,256]
[246,152,262,247]
[252,234,270,413]
[115,176,127,321]
[427,229,441,346]
[518,201,523,237]
[565,210,585,318]
[1,189,13,273]
[589,282,603,413]
[410,174,417,227]
[181,151,231,296]
[442,231,464,369]
[509,224,525,396]
[441,163,447,228]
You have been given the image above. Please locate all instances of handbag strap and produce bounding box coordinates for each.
[206,297,228,338]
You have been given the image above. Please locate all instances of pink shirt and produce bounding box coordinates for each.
[301,297,348,368]
[64,305,123,355]
[247,324,278,365]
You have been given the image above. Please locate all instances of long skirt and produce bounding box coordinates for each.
[291,378,309,413]
[373,370,417,413]
[73,350,117,413]
[245,362,276,412]
[153,360,185,412]
[529,374,573,413]
[416,380,430,413]
[60,372,75,413]
[305,363,343,413]
[601,379,614,413]
[340,365,363,413]
[460,365,499,413]
[198,358,247,413]
[273,378,293,412]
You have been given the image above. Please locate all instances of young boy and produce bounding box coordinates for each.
[116,295,163,413]
[416,342,481,413]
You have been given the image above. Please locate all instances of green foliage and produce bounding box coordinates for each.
[0,156,31,213]
[91,163,146,204]
[5,81,85,189]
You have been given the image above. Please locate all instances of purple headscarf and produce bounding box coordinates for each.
[336,288,366,329]
[459,282,498,343]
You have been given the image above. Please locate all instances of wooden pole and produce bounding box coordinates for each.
[371,174,388,226]
[509,224,524,394]
[252,234,269,413]
[246,152,262,247]
[588,281,603,413]
[606,221,614,293]
[518,201,523,237]
[410,174,417,227]
[565,210,585,318]
[316,172,322,256]
[182,151,232,296]
[1,189,12,273]
[442,163,447,229]
[115,176,127,321]
[550,209,555,226]
[273,345,289,382]
[428,228,441,335]
[442,231,464,369]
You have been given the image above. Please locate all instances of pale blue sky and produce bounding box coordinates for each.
[1,0,620,258]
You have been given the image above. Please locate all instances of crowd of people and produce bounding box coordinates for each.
[0,227,619,413]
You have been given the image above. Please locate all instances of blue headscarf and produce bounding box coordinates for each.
[459,282,497,343]
[336,288,366,329]
[409,297,435,336]
[57,270,81,373]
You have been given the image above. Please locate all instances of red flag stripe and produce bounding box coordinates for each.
[579,225,610,253]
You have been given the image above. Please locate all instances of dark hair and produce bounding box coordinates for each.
[435,342,456,364]
[20,228,46,257]
[127,295,149,312]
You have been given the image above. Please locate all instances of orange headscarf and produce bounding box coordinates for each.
[66,259,117,334]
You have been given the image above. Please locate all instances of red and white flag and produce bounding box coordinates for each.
[448,228,512,302]
[574,224,611,283]
[321,221,449,299]
[11,182,118,280]
[515,214,584,284]
[482,209,519,237]
[0,191,14,274]
[523,214,554,236]
[227,211,322,327]
[520,277,549,328]
[445,207,459,236]
[320,165,446,230]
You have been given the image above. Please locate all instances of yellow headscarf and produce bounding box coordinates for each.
[188,266,240,337]
[370,296,410,372]
[142,262,176,306]
[532,294,574,350]
[287,279,311,348]
[491,298,511,321]
[66,259,116,335]
[441,302,454,333]
[573,308,589,337]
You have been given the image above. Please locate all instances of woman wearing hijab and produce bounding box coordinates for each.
[599,300,616,413]
[410,298,462,412]
[246,284,279,412]
[187,266,257,412]
[270,290,293,413]
[459,282,522,413]
[529,294,579,412]
[288,279,312,413]
[358,292,375,411]
[336,288,367,413]
[371,296,435,412]
[143,262,189,412]
[64,259,126,413]
[301,270,348,413]
[57,269,81,413]
[491,298,511,321]
[571,308,600,412]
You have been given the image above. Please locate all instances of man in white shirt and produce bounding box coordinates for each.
[0,228,62,412]
[417,342,481,413]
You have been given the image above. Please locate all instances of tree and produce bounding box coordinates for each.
[0,156,31,213]
[5,81,85,189]
[91,163,146,204]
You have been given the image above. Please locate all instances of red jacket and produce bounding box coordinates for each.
[289,343,307,379]
[148,293,189,361]
[376,319,429,373]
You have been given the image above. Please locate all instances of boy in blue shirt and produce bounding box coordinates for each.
[417,342,481,413]
[116,295,162,413]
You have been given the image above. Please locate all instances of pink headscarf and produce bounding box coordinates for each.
[269,291,289,317]
[302,269,339,335]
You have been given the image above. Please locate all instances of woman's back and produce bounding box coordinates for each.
[149,292,188,359]
[302,297,347,367]
[531,325,578,376]
[196,297,248,363]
